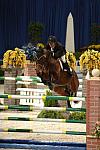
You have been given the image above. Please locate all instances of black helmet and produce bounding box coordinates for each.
[48,36,57,43]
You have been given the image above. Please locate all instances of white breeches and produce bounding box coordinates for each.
[58,55,66,70]
[61,55,66,63]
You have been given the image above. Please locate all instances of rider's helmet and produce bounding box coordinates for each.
[48,36,57,44]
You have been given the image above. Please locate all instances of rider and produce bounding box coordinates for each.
[46,35,72,76]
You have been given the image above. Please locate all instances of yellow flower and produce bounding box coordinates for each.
[37,43,44,49]
[66,52,76,70]
[79,49,100,71]
[3,48,26,68]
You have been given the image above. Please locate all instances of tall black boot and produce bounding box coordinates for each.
[63,62,72,76]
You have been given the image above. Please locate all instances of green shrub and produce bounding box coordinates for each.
[68,112,86,120]
[43,90,58,107]
[38,89,86,120]
[44,98,58,107]
[28,22,44,45]
[37,110,86,120]
[37,110,67,119]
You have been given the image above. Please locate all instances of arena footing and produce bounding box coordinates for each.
[0,139,86,150]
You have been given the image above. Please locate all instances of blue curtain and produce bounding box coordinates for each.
[0,0,100,59]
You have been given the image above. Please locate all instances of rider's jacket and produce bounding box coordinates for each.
[46,42,66,59]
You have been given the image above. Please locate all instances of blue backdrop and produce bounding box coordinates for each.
[0,0,100,59]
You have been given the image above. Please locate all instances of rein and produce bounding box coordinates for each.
[36,54,47,70]
[37,54,46,61]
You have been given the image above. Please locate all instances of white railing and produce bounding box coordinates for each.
[16,88,49,107]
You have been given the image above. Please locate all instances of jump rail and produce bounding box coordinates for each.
[0,117,86,123]
[0,76,41,82]
[0,95,85,101]
[0,128,86,135]
[0,105,86,111]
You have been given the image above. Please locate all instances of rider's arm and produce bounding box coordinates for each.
[54,45,66,59]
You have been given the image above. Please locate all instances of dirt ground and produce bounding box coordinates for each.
[0,110,86,144]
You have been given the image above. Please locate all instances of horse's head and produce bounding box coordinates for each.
[36,48,51,84]
[36,48,62,85]
[36,48,44,59]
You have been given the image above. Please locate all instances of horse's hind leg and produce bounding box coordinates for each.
[70,92,77,97]
[71,91,80,105]
[67,99,71,108]
[64,87,72,108]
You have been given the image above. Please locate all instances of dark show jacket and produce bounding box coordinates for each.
[46,42,66,59]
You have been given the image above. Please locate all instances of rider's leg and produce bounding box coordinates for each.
[61,55,72,75]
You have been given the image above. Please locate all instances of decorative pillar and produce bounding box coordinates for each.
[24,61,37,89]
[86,78,100,150]
[24,60,49,90]
[4,68,23,105]
[24,61,37,77]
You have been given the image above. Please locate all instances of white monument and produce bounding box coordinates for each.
[65,12,75,53]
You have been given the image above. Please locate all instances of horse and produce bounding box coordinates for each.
[36,48,79,108]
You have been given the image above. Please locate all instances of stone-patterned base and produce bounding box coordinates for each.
[24,61,37,88]
[24,61,37,76]
[4,68,23,105]
[87,136,100,150]
[86,78,100,150]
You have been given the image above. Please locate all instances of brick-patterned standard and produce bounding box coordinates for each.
[86,78,100,150]
[4,69,23,105]
[24,61,48,89]
[24,61,37,77]
[24,61,38,89]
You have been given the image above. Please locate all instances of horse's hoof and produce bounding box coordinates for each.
[49,86,53,90]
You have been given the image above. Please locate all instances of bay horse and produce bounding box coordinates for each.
[36,48,79,108]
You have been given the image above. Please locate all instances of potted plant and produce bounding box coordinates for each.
[28,22,44,46]
[79,49,100,75]
[79,49,100,97]
[3,48,26,70]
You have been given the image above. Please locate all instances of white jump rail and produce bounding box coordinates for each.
[16,88,49,107]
